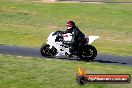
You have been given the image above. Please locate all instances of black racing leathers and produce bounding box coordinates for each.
[65,26,85,45]
[64,26,85,54]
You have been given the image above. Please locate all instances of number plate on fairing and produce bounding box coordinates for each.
[63,33,72,42]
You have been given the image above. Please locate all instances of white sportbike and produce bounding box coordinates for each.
[40,30,99,61]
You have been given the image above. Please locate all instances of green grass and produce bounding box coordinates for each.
[0,1,132,56]
[110,0,132,2]
[0,55,132,88]
[80,0,132,2]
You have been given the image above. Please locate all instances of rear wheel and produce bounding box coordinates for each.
[40,44,57,57]
[79,45,97,61]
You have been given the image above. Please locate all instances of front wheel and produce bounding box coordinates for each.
[40,44,57,57]
[79,45,97,61]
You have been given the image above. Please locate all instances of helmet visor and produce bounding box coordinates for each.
[67,26,72,30]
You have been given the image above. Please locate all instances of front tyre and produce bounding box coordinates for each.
[40,44,57,57]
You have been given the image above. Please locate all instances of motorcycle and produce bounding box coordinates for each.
[40,30,99,61]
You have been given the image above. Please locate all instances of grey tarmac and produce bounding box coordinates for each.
[0,45,132,66]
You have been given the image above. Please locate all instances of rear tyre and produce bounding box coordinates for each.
[40,44,57,57]
[79,45,97,61]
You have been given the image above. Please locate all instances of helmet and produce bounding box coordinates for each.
[67,21,75,30]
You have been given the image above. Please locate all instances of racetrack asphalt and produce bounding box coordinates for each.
[0,45,132,66]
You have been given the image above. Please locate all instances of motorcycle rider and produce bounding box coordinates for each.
[64,21,85,55]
